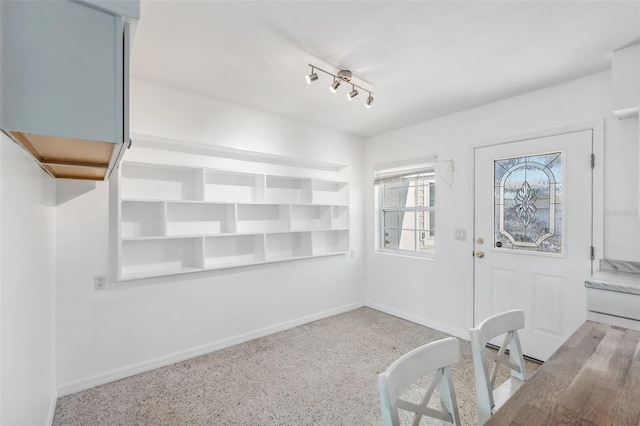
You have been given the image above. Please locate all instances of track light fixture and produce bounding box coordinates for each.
[305,64,374,108]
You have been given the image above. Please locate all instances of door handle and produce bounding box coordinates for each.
[475,250,485,258]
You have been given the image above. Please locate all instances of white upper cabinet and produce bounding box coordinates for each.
[0,0,139,180]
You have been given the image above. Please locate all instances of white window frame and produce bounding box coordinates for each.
[374,158,436,258]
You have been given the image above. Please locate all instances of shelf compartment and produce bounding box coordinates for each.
[312,230,349,256]
[120,237,204,280]
[121,201,165,238]
[236,204,289,233]
[204,170,264,203]
[120,163,203,201]
[265,176,311,204]
[290,205,331,231]
[166,202,235,236]
[311,179,349,205]
[331,205,350,229]
[204,234,264,269]
[265,232,312,261]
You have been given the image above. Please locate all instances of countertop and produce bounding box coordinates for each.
[585,269,640,296]
[584,259,640,296]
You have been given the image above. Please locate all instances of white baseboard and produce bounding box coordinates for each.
[57,301,364,397]
[47,388,58,426]
[366,302,469,341]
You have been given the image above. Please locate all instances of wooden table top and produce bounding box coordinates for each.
[486,321,640,425]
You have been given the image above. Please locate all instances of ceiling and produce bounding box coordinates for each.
[131,1,640,138]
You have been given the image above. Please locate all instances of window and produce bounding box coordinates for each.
[375,162,435,257]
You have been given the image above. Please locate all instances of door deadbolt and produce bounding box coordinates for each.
[477,237,484,244]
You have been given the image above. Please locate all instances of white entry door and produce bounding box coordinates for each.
[473,130,593,361]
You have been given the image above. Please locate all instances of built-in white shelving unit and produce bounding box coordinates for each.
[117,161,349,280]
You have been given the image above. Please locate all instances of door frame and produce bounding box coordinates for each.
[469,121,604,327]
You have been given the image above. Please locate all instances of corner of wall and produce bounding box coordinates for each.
[47,389,58,426]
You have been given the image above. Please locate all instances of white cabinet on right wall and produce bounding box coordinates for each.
[116,161,350,281]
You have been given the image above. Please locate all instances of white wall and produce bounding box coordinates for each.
[0,135,57,425]
[364,70,639,337]
[56,79,365,394]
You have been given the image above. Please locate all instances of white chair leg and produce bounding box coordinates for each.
[377,377,398,426]
[509,332,527,381]
[440,367,460,425]
[477,403,492,426]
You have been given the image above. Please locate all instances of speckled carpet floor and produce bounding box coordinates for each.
[54,307,539,425]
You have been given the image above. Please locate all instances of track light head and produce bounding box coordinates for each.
[330,79,341,93]
[306,66,318,84]
[365,94,374,108]
[347,86,359,101]
[306,72,318,84]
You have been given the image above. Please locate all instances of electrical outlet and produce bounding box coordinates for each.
[94,275,107,290]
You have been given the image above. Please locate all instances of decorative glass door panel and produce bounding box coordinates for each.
[494,152,562,253]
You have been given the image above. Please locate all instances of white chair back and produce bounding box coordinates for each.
[378,337,461,426]
[470,309,527,425]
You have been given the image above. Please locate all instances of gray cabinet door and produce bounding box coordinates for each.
[1,0,124,144]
